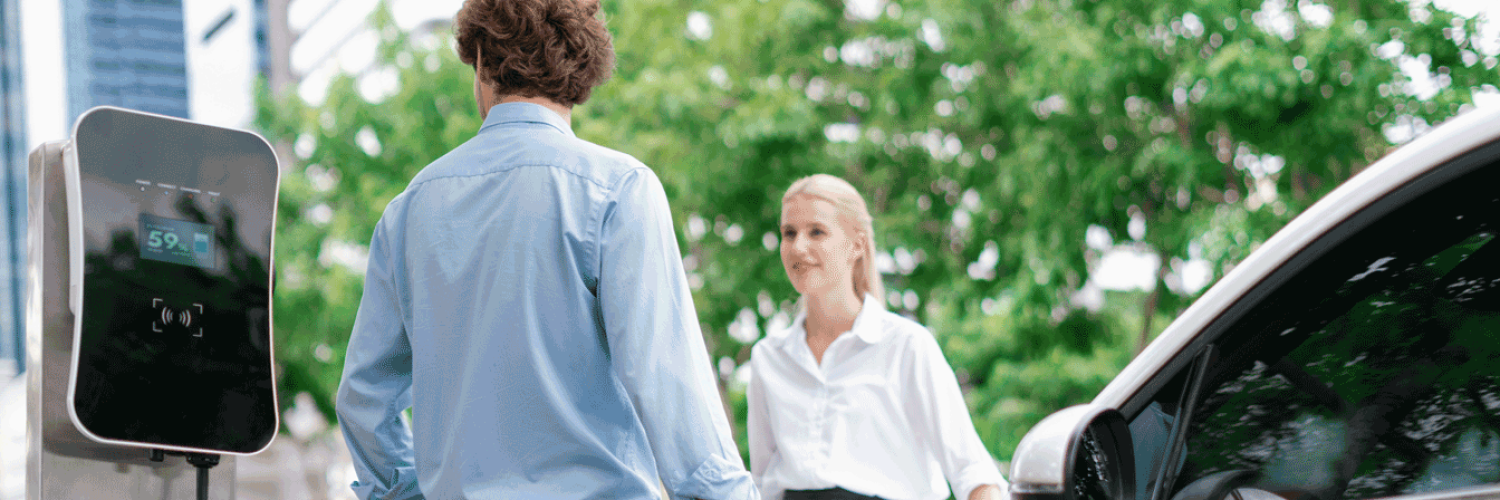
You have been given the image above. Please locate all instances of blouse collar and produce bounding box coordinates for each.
[780,293,887,355]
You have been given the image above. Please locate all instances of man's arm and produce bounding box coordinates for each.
[336,221,424,500]
[597,168,758,500]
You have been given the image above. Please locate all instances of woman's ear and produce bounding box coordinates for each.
[849,232,866,263]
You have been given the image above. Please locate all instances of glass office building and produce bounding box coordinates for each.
[254,0,270,78]
[0,0,191,372]
[0,0,25,373]
[64,0,191,121]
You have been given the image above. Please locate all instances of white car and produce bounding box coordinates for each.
[1007,104,1500,500]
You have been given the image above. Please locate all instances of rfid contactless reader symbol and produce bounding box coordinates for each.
[153,297,204,337]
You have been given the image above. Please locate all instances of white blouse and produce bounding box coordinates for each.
[747,294,1007,500]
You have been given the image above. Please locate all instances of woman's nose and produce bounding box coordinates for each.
[790,235,810,254]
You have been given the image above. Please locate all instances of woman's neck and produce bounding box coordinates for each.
[803,289,864,342]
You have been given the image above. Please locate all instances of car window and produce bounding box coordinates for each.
[1130,377,1184,500]
[1162,151,1500,500]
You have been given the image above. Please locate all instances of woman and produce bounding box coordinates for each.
[748,174,1008,500]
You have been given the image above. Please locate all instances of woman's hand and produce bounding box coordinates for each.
[969,484,1005,500]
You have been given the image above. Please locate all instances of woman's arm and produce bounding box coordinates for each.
[902,332,1009,500]
[746,346,776,482]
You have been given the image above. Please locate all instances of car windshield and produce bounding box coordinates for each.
[1172,152,1500,500]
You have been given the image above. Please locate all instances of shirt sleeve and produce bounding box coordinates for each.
[336,220,425,500]
[597,167,759,500]
[904,331,1007,500]
[747,344,776,491]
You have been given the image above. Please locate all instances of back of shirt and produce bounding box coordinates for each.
[336,102,757,500]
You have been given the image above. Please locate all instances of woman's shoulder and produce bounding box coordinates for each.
[749,321,798,360]
[860,310,944,364]
[870,308,936,344]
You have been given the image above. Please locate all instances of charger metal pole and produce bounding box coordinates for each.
[26,141,237,500]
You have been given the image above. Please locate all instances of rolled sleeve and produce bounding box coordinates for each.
[675,454,763,500]
[598,168,759,500]
[905,333,1006,500]
[336,221,424,500]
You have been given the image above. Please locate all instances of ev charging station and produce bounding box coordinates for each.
[25,107,281,499]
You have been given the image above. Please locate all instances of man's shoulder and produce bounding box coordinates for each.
[563,136,653,190]
[410,130,649,190]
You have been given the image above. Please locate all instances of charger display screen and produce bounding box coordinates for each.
[139,213,216,269]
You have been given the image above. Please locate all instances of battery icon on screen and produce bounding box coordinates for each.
[195,233,210,254]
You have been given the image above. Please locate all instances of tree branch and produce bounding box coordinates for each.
[1137,260,1169,355]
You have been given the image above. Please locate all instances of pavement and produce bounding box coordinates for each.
[235,392,360,500]
[3,371,1005,499]
[0,371,357,500]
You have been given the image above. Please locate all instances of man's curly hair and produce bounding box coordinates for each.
[454,0,615,106]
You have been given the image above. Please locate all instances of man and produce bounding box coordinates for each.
[334,1,758,498]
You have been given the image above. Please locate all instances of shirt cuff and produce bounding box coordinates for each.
[953,464,1008,500]
[350,466,425,500]
[669,454,759,500]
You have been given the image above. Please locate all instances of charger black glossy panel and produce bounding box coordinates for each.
[69,107,279,454]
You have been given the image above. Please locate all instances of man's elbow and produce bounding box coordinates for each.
[333,379,360,426]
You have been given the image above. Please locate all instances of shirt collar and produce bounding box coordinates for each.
[478,102,575,138]
[780,294,888,354]
[846,293,888,343]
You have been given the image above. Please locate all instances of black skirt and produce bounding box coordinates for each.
[784,486,885,500]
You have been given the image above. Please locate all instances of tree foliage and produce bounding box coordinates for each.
[257,0,1499,467]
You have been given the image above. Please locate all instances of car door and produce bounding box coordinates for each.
[1122,138,1500,500]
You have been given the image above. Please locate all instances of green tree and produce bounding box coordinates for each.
[258,0,1498,471]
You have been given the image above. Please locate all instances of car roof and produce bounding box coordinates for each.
[1092,104,1500,413]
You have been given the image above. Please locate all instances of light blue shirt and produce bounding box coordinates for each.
[335,102,758,500]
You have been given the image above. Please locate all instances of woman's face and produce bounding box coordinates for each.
[780,194,861,297]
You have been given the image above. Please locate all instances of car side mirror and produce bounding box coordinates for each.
[1011,404,1135,500]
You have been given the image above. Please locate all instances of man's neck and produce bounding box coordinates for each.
[495,95,573,125]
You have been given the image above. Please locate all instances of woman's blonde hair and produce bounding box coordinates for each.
[782,174,886,304]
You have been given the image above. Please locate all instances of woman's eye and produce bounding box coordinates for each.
[811,229,825,236]
[783,230,795,238]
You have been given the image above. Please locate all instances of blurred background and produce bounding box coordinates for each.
[2,0,1499,498]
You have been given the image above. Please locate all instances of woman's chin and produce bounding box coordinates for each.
[791,278,842,297]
